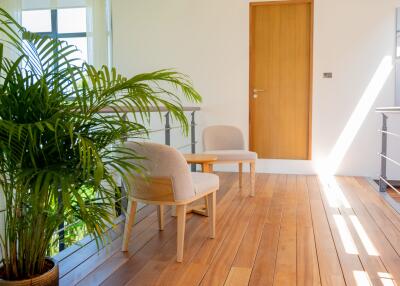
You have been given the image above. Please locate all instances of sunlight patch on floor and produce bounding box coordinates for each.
[378,272,396,286]
[318,175,351,208]
[350,215,379,256]
[334,214,358,255]
[353,270,372,286]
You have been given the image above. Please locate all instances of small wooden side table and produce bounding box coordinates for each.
[183,154,217,216]
[183,154,217,173]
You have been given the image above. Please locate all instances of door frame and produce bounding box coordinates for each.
[249,0,314,160]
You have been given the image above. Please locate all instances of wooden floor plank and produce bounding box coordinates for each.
[273,175,298,286]
[248,224,281,286]
[79,173,234,286]
[100,216,179,285]
[100,174,236,286]
[60,173,400,286]
[198,180,262,285]
[125,215,204,286]
[315,176,367,286]
[124,174,240,286]
[248,175,287,286]
[338,177,400,285]
[355,178,400,241]
[307,176,346,286]
[201,174,272,285]
[387,188,400,203]
[131,174,245,286]
[171,175,254,286]
[322,178,386,285]
[296,176,321,286]
[232,174,276,269]
[70,207,161,285]
[327,177,390,286]
[224,267,252,286]
[75,208,175,286]
[356,178,400,232]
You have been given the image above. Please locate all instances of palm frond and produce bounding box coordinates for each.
[0,7,202,280]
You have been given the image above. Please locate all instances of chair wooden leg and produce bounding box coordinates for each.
[157,205,164,231]
[238,162,243,188]
[201,162,212,216]
[202,163,211,173]
[122,200,137,252]
[207,192,216,238]
[250,161,256,197]
[176,204,187,262]
[203,197,209,216]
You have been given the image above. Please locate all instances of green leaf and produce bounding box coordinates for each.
[0,6,202,280]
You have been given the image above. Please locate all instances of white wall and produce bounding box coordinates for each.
[111,0,400,178]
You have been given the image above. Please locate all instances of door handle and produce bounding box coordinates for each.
[253,89,266,93]
[253,89,265,99]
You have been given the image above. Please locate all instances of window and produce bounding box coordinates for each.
[397,8,400,58]
[22,8,88,66]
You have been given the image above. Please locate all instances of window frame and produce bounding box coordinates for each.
[396,8,400,106]
[22,8,89,73]
[25,8,87,40]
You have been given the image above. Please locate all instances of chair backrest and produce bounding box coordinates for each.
[123,142,194,202]
[203,125,245,151]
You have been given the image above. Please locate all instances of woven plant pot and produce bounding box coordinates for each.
[0,258,58,286]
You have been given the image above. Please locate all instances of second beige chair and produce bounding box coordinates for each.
[121,142,219,262]
[203,125,257,196]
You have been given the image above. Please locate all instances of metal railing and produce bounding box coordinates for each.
[376,107,400,196]
[55,106,201,253]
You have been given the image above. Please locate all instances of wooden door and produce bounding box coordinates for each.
[249,1,313,160]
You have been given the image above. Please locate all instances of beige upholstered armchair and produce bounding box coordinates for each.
[203,125,257,196]
[121,142,219,262]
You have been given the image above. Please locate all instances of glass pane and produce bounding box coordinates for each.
[22,10,52,33]
[397,36,400,58]
[397,8,400,32]
[397,8,400,58]
[60,37,88,66]
[58,8,87,33]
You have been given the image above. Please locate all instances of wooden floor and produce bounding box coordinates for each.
[387,188,400,203]
[60,173,400,286]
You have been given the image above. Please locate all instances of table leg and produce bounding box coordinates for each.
[202,163,211,173]
[190,162,212,216]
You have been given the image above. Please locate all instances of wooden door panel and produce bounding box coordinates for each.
[250,2,312,160]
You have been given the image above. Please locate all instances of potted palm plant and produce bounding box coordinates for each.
[0,8,201,285]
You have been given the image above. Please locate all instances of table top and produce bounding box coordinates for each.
[183,153,218,164]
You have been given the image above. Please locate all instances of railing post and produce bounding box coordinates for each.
[119,113,128,214]
[165,112,171,146]
[122,113,128,142]
[191,111,196,172]
[58,191,65,252]
[379,113,388,192]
